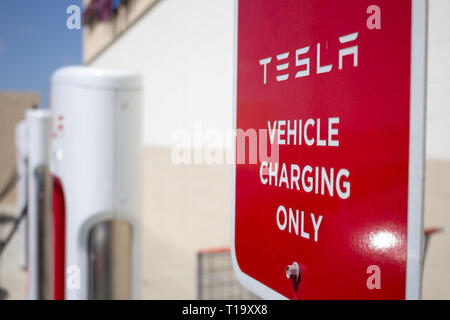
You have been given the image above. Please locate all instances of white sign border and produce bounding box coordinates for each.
[230,0,288,300]
[405,0,427,300]
[231,0,427,300]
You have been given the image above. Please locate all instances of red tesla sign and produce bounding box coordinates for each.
[232,0,427,300]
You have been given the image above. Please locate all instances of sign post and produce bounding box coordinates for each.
[232,0,427,300]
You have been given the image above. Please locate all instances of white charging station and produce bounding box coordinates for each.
[15,120,28,270]
[49,66,142,300]
[25,109,53,300]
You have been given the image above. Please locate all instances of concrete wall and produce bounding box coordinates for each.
[426,0,450,161]
[90,0,234,148]
[87,0,450,299]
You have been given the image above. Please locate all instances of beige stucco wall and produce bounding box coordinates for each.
[423,160,450,299]
[421,0,450,299]
[0,92,39,206]
[141,147,231,299]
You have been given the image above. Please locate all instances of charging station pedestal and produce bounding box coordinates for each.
[50,66,142,300]
[15,120,28,270]
[25,109,53,300]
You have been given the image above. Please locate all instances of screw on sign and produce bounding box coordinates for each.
[231,0,427,300]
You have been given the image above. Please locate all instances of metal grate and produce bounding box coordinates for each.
[197,247,260,300]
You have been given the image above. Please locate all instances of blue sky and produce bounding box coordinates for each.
[0,0,83,108]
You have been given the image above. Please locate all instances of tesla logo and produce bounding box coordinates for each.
[51,115,64,139]
[259,32,359,84]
